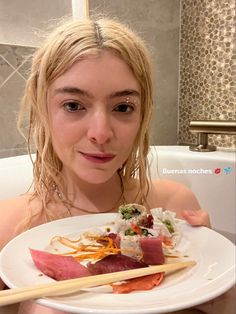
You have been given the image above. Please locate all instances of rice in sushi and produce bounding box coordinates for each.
[115,204,147,233]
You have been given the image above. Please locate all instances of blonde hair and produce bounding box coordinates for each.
[18,17,153,219]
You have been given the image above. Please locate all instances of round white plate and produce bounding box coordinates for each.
[0,213,235,314]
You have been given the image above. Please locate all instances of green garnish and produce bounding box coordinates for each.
[119,205,141,220]
[163,219,175,234]
[141,228,153,236]
[124,228,136,236]
[124,227,153,237]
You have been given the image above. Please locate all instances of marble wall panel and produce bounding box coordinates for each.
[0,0,72,46]
[0,44,35,157]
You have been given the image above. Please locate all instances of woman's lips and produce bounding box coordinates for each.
[80,152,115,164]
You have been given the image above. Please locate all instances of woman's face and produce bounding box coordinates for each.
[47,50,141,184]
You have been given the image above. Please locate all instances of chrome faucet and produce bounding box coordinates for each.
[189,120,236,152]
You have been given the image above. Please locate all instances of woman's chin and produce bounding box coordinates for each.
[75,170,116,185]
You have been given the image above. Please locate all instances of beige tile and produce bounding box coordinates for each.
[0,71,27,157]
[17,53,35,79]
[0,55,15,87]
[0,45,29,69]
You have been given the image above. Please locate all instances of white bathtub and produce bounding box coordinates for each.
[149,146,236,243]
[0,154,34,200]
[0,146,235,243]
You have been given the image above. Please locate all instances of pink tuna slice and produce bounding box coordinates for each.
[140,237,165,265]
[30,248,91,281]
[87,254,147,275]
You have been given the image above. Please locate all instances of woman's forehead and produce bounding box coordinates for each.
[48,51,141,99]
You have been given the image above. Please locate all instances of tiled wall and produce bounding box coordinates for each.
[0,0,72,46]
[0,0,72,158]
[178,0,236,149]
[0,0,235,158]
[0,44,35,157]
[0,0,180,158]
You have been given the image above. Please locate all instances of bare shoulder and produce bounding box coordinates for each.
[147,179,201,217]
[0,193,31,213]
[0,194,34,249]
[0,194,30,218]
[0,195,29,289]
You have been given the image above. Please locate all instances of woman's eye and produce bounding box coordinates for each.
[114,103,134,113]
[63,101,83,112]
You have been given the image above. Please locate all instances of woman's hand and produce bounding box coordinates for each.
[181,209,211,228]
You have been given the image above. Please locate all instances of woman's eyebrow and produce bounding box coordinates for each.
[53,87,140,99]
[53,87,91,97]
[110,89,140,98]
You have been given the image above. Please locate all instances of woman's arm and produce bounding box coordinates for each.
[150,179,211,228]
[0,197,29,250]
[0,196,31,290]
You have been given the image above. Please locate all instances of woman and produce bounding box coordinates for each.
[0,17,218,314]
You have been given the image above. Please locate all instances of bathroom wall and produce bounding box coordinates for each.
[0,0,73,157]
[178,0,236,149]
[0,0,72,46]
[89,0,180,146]
[89,0,236,149]
[0,0,235,158]
[0,44,36,157]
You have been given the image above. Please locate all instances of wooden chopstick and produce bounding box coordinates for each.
[0,260,196,306]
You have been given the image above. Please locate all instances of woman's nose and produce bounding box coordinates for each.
[87,111,114,144]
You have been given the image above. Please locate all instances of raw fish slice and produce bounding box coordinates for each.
[140,237,165,265]
[87,254,147,275]
[111,272,164,293]
[30,248,91,280]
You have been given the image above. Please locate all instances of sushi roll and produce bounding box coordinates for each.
[118,230,165,265]
[115,204,147,232]
[150,207,181,248]
[119,233,143,260]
